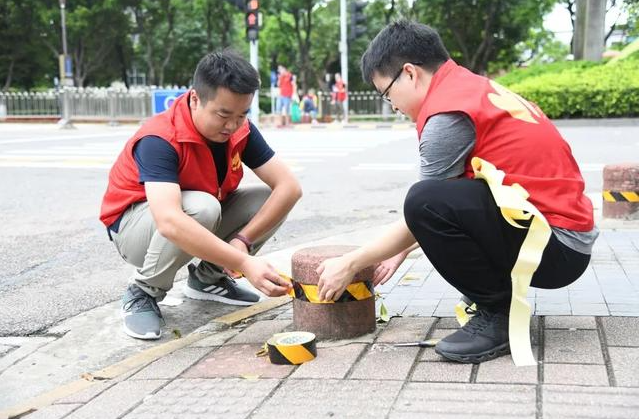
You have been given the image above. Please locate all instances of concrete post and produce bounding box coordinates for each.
[602,164,639,220]
[291,245,376,339]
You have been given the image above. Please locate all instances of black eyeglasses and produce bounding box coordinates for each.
[379,63,423,104]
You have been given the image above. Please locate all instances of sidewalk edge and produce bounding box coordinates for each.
[0,296,291,419]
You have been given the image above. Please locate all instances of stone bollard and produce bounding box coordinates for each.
[602,163,639,220]
[291,245,376,339]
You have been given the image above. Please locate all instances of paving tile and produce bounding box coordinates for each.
[226,320,291,344]
[289,343,366,379]
[544,330,604,364]
[376,317,435,343]
[190,328,241,347]
[124,378,279,419]
[253,379,403,419]
[543,385,639,419]
[402,304,437,316]
[435,318,462,329]
[543,363,609,386]
[535,303,572,315]
[55,365,145,404]
[608,347,639,387]
[390,383,536,419]
[131,347,213,380]
[25,404,82,419]
[476,347,538,384]
[410,361,472,383]
[608,305,639,315]
[419,329,452,362]
[545,316,596,329]
[65,380,168,419]
[182,344,294,379]
[350,344,420,380]
[601,317,639,346]
[571,304,610,315]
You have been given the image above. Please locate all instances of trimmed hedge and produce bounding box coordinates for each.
[496,58,639,119]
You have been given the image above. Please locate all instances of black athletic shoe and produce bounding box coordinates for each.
[184,263,260,306]
[435,307,510,363]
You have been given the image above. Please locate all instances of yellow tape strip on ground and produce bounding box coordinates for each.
[472,157,551,367]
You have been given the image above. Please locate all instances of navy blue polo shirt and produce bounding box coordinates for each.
[109,121,274,233]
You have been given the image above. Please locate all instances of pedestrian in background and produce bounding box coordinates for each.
[277,65,294,126]
[302,89,319,124]
[331,72,347,122]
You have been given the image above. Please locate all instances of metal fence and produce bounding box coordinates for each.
[0,87,402,122]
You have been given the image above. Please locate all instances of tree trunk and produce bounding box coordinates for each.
[3,58,15,91]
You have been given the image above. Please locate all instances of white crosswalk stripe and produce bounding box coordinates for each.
[0,128,404,170]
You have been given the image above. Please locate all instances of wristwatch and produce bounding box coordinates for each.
[234,233,254,253]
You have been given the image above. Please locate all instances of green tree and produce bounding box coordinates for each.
[0,0,52,90]
[411,0,556,74]
[40,0,132,87]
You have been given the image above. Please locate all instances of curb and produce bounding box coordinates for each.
[0,296,291,419]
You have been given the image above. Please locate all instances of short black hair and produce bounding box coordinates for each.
[361,19,449,85]
[193,49,260,103]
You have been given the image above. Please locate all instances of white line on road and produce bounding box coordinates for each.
[0,133,128,145]
[351,163,416,171]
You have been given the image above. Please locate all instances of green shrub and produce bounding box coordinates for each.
[496,60,639,118]
[496,61,597,86]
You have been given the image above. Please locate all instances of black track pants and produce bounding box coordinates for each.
[403,178,591,311]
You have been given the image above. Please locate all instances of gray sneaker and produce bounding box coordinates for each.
[121,284,164,340]
[184,263,260,306]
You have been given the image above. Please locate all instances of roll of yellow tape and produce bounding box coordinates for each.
[265,331,317,365]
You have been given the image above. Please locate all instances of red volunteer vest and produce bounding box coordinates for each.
[416,60,593,231]
[99,91,249,227]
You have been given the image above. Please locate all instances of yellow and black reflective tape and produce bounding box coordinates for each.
[603,190,639,203]
[264,332,317,365]
[289,280,374,304]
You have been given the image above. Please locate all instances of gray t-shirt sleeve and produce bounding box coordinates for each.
[419,112,476,180]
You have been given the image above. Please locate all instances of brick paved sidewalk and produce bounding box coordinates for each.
[23,312,639,419]
[10,229,639,419]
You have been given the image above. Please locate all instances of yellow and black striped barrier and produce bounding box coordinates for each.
[280,273,374,304]
[602,190,639,203]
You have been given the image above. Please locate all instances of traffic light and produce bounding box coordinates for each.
[225,0,244,10]
[349,1,367,42]
[245,0,260,41]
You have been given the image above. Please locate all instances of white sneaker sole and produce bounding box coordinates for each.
[183,284,258,306]
[120,311,162,340]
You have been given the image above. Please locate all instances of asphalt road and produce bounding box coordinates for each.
[1,120,638,336]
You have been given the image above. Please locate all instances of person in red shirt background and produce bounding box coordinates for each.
[331,72,347,122]
[277,65,294,126]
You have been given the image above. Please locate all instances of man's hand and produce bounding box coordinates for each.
[317,256,356,302]
[373,251,408,286]
[239,256,291,297]
[224,238,249,278]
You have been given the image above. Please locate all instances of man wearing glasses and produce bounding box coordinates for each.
[316,20,597,363]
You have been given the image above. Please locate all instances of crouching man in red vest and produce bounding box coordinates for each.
[316,20,598,363]
[100,50,301,340]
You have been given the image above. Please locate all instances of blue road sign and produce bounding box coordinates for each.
[152,89,188,115]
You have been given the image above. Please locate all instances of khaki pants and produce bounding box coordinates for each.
[110,185,280,299]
